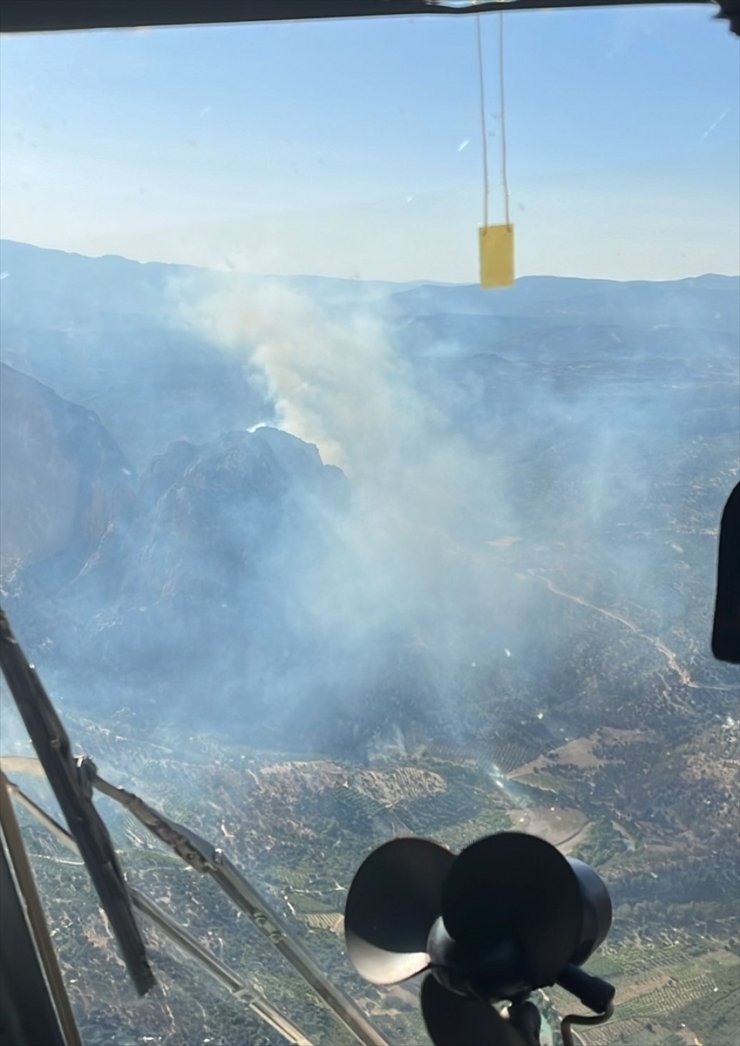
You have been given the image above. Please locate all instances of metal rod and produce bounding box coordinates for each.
[93,772,389,1046]
[128,889,314,1046]
[6,757,383,1044]
[0,772,82,1046]
[3,775,313,1046]
[0,610,154,995]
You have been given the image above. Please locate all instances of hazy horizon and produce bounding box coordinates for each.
[2,236,739,286]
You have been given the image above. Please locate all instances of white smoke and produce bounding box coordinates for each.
[174,273,514,695]
[179,279,420,475]
[178,273,507,552]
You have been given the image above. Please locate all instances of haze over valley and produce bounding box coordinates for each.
[1,239,738,1045]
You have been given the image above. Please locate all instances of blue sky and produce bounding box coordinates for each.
[1,7,738,281]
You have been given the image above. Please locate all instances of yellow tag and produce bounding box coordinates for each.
[479,224,514,288]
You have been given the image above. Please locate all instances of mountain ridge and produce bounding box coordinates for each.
[2,237,737,291]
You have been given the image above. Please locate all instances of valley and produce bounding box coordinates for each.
[0,240,738,1045]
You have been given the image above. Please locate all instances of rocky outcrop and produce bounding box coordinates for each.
[0,362,133,585]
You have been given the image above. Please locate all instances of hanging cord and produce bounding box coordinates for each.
[498,11,511,227]
[475,13,489,228]
[475,11,511,228]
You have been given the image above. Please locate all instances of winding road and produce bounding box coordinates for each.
[522,571,734,693]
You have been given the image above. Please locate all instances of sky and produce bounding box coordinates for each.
[0,7,738,282]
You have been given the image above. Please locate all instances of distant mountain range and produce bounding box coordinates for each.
[2,238,737,467]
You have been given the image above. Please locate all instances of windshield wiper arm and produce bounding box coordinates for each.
[129,888,314,1046]
[92,772,388,1046]
[0,608,155,996]
[0,607,385,1044]
[2,774,314,1046]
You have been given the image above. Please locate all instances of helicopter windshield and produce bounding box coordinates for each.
[1,7,738,1045]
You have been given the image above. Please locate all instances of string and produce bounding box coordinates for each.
[475,11,511,229]
[499,11,511,227]
[475,13,489,229]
